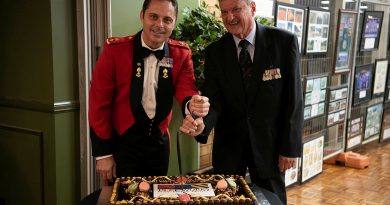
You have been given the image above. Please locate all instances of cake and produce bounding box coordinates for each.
[109,175,257,205]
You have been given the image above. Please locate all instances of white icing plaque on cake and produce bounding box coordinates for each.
[153,183,215,198]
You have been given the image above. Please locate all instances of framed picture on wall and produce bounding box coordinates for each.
[275,2,306,53]
[333,10,357,74]
[346,115,364,150]
[385,61,390,102]
[359,11,384,51]
[380,108,390,142]
[304,75,328,120]
[353,64,373,105]
[364,103,383,140]
[301,132,324,183]
[285,158,300,187]
[305,8,330,54]
[327,86,348,127]
[372,59,389,97]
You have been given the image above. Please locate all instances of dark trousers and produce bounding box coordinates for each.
[215,138,287,205]
[113,129,170,177]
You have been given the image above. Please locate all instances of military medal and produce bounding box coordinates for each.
[163,68,168,78]
[159,57,173,68]
[136,62,142,77]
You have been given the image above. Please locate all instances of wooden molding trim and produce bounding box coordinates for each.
[0,97,79,113]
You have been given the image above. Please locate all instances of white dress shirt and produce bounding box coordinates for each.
[141,35,164,119]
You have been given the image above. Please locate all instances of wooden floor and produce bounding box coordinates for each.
[287,141,390,205]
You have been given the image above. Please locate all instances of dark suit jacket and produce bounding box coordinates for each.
[89,32,198,156]
[198,23,303,178]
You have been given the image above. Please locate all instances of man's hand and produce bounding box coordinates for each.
[189,95,210,117]
[179,114,205,137]
[278,155,297,172]
[96,156,116,181]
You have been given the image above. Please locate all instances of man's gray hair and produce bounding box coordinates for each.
[219,0,253,3]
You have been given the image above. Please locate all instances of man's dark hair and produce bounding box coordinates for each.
[142,0,178,18]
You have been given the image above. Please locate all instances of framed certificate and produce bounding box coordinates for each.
[353,64,373,106]
[305,8,330,54]
[372,59,389,98]
[275,2,306,53]
[364,103,383,140]
[359,11,384,51]
[346,116,364,150]
[333,10,357,74]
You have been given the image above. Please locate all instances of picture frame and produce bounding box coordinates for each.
[359,11,384,51]
[325,123,345,158]
[385,61,390,103]
[305,7,330,54]
[346,115,364,150]
[304,75,328,120]
[364,103,383,140]
[329,86,348,102]
[275,2,306,53]
[372,59,389,98]
[301,132,324,183]
[380,108,390,142]
[333,10,357,74]
[353,64,374,106]
[285,158,300,187]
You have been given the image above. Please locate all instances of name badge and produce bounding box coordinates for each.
[262,68,282,81]
[159,57,173,68]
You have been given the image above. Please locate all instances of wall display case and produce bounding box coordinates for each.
[359,11,384,51]
[304,75,327,120]
[380,108,390,142]
[364,103,383,140]
[301,132,324,183]
[305,8,330,54]
[285,158,300,187]
[353,64,374,105]
[372,59,389,98]
[275,2,306,53]
[333,10,357,74]
[346,116,364,150]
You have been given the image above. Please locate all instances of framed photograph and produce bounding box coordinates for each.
[380,108,390,142]
[275,2,306,53]
[329,86,348,102]
[327,109,346,127]
[304,75,328,120]
[301,132,324,183]
[346,116,364,150]
[333,10,357,74]
[353,64,374,105]
[364,103,383,140]
[372,59,389,97]
[359,11,384,51]
[305,8,330,54]
[285,158,300,187]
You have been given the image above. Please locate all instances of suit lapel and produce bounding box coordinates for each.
[222,34,246,107]
[130,32,145,114]
[247,23,268,104]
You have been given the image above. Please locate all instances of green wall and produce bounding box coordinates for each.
[0,0,79,204]
[111,0,201,175]
[111,0,200,36]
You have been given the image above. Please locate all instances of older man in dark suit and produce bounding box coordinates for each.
[181,0,303,204]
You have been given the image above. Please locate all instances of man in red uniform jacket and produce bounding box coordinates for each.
[89,0,209,181]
